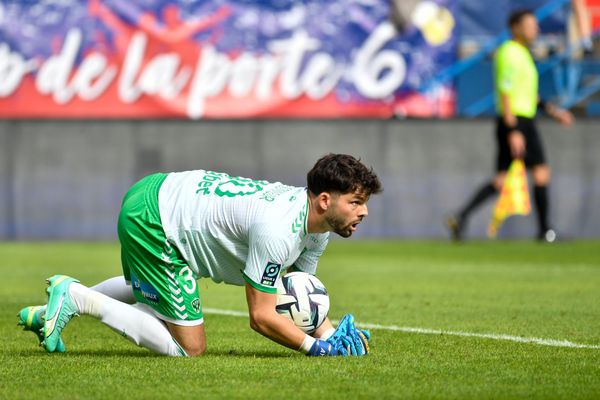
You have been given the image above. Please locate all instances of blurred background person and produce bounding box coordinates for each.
[571,0,594,56]
[447,9,574,243]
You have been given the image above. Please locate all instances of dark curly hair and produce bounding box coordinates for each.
[306,153,382,196]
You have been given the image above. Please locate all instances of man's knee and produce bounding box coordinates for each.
[166,322,206,357]
[182,341,206,357]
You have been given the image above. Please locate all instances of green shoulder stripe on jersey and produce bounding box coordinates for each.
[242,271,277,294]
[291,199,309,236]
[303,198,308,235]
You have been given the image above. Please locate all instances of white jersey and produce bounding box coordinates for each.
[158,170,329,293]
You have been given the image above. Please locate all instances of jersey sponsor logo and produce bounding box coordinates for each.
[131,273,161,304]
[261,262,281,286]
[215,177,268,197]
[196,170,229,195]
[196,172,269,197]
[141,285,160,303]
[259,184,294,202]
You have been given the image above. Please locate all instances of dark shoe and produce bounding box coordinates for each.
[445,216,464,241]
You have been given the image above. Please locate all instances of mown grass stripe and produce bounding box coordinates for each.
[203,307,600,350]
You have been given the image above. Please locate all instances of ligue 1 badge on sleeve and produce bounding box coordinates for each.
[261,262,281,286]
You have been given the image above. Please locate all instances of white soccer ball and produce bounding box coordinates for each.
[275,272,330,334]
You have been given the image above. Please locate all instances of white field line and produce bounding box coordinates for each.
[203,308,600,350]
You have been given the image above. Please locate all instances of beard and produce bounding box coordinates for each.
[325,214,353,238]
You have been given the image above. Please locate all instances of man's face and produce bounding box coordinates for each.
[515,14,539,44]
[325,190,370,238]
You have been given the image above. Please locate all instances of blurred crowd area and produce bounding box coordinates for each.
[456,0,600,58]
[446,0,600,117]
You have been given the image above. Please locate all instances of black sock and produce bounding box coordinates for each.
[459,183,497,221]
[534,185,549,233]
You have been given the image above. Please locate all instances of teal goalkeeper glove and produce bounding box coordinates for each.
[349,327,371,356]
[326,314,351,353]
[306,339,342,356]
[328,314,371,356]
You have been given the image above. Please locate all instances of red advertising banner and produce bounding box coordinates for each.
[0,0,457,119]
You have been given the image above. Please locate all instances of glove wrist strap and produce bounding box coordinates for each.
[299,335,316,354]
[319,328,336,340]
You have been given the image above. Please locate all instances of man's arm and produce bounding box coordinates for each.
[495,45,526,159]
[539,99,574,126]
[245,282,342,356]
[501,93,526,159]
[243,227,340,355]
[244,282,307,351]
[501,93,517,129]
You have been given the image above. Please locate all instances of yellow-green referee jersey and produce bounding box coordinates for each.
[494,40,538,118]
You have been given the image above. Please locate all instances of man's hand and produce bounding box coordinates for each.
[543,102,574,126]
[306,339,343,356]
[353,329,371,355]
[327,314,370,356]
[508,130,526,159]
[553,107,574,127]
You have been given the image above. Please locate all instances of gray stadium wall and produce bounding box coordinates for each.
[0,119,599,240]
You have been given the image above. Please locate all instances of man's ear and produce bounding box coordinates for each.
[317,192,332,211]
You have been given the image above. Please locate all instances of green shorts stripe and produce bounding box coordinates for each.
[118,173,203,325]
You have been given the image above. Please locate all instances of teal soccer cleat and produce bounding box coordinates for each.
[18,305,67,353]
[43,275,80,353]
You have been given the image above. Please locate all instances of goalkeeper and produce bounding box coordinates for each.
[18,154,380,357]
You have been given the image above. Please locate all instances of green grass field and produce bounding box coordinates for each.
[1,241,599,399]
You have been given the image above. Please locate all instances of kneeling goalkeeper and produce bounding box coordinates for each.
[18,154,380,357]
